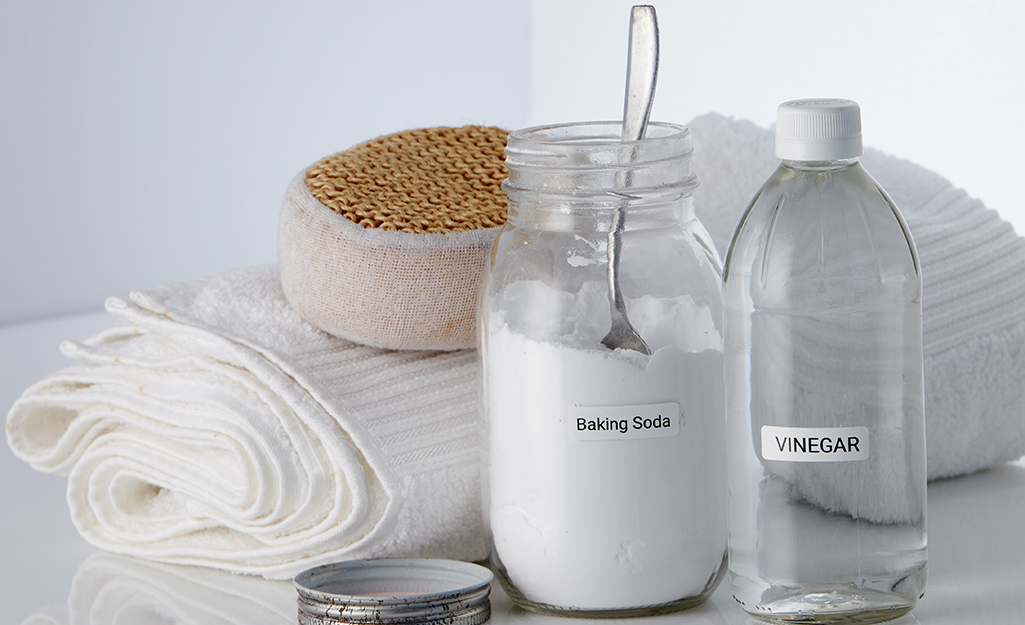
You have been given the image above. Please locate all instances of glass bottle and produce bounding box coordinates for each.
[479,121,727,617]
[723,99,927,623]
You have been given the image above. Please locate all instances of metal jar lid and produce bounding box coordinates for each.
[294,558,494,625]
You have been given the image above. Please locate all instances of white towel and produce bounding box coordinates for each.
[689,113,1025,480]
[6,265,484,579]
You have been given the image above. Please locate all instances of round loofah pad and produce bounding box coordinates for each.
[306,126,508,234]
[279,125,509,351]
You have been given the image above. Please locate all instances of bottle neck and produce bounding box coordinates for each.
[781,156,860,173]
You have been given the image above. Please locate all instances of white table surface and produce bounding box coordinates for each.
[3,311,1024,624]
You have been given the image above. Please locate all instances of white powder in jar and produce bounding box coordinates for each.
[484,280,727,611]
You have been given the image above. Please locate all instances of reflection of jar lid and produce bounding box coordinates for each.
[294,558,494,625]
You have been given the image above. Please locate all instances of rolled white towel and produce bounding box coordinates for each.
[690,113,1025,481]
[6,265,484,579]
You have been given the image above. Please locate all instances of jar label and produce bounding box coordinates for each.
[569,402,681,441]
[761,425,870,462]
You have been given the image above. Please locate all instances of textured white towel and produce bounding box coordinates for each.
[689,113,1025,480]
[6,265,484,579]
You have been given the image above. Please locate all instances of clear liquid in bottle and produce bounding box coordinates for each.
[723,99,927,624]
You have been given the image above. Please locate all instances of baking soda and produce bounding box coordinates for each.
[484,280,726,610]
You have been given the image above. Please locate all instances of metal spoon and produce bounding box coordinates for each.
[600,5,658,355]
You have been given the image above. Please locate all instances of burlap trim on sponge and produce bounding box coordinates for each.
[278,126,508,351]
[278,171,501,351]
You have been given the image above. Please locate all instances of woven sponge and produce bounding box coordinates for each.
[278,126,509,351]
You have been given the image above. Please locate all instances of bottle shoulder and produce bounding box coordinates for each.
[754,161,893,211]
[723,162,921,303]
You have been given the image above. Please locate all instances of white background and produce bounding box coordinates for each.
[530,0,1025,224]
[2,0,1024,324]
[0,0,529,323]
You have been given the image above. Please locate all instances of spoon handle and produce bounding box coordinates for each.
[601,5,659,356]
[622,5,659,142]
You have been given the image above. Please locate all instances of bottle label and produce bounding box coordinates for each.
[761,425,870,462]
[569,402,681,441]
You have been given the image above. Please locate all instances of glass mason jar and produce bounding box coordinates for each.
[723,100,927,624]
[479,121,727,617]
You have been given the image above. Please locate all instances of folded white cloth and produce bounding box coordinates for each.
[689,113,1025,480]
[6,265,484,579]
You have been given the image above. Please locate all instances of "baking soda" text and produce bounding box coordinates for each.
[570,402,681,441]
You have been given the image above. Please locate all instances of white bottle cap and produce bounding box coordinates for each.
[775,98,863,161]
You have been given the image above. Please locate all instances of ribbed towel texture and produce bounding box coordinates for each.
[690,113,1025,480]
[6,266,484,579]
